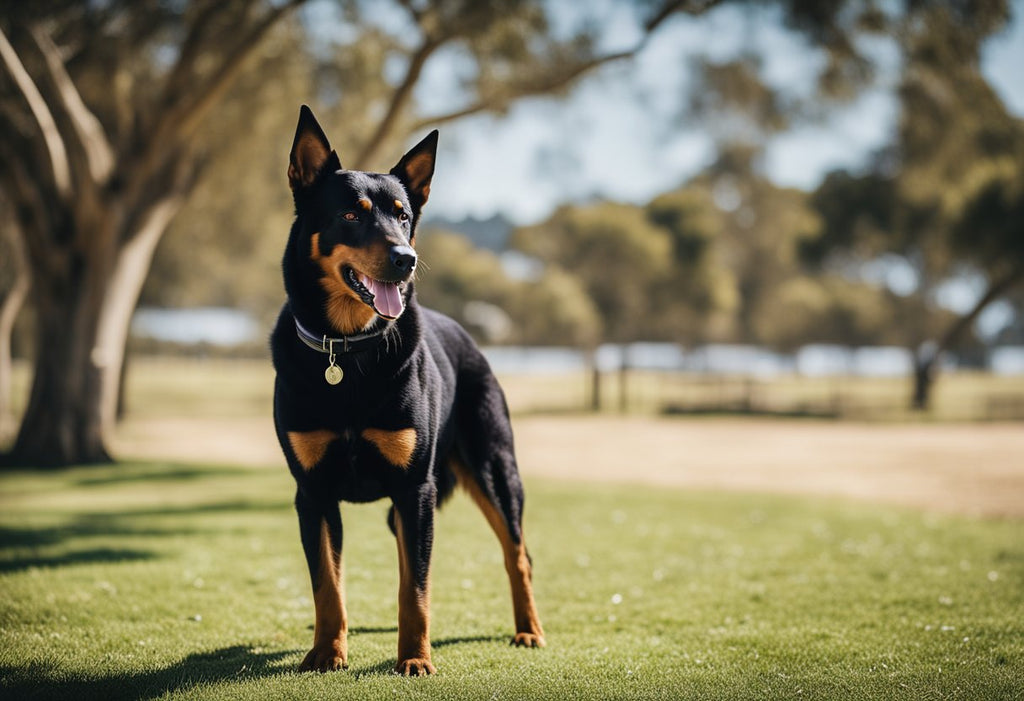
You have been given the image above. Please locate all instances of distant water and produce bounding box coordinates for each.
[991,347,1024,375]
[132,307,261,346]
[130,307,1024,376]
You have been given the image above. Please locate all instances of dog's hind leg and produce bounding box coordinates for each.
[295,489,348,672]
[452,372,545,648]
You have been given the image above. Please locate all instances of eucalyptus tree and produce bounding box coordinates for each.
[807,1,1022,409]
[0,0,716,466]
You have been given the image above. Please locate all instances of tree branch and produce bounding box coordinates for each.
[0,25,72,200]
[172,0,307,142]
[127,0,306,230]
[395,0,425,24]
[0,215,31,441]
[645,0,724,33]
[351,35,446,169]
[137,0,304,161]
[0,128,64,280]
[935,260,1024,356]
[29,25,115,184]
[353,0,719,167]
[407,0,719,133]
[95,194,185,432]
[408,49,634,132]
[159,0,248,114]
[121,147,204,248]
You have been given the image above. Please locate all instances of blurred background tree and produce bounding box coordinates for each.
[412,229,601,346]
[512,202,676,342]
[0,0,719,467]
[0,0,310,466]
[2,0,1021,465]
[411,230,517,338]
[805,0,1023,409]
[645,186,734,342]
[0,199,29,439]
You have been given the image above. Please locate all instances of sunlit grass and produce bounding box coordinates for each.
[1,461,1021,700]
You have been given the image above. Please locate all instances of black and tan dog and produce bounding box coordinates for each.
[271,106,544,676]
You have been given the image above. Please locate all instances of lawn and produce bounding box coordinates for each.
[1,460,1021,700]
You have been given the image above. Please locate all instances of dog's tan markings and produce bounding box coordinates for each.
[289,134,330,190]
[361,428,416,468]
[400,152,434,198]
[287,429,338,472]
[450,457,546,648]
[394,199,403,210]
[300,518,348,672]
[393,509,434,675]
[309,232,379,334]
[358,197,372,211]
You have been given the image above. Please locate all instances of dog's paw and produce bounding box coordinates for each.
[299,642,348,673]
[511,632,546,648]
[394,657,436,676]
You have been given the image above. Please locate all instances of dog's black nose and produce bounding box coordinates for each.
[390,245,417,273]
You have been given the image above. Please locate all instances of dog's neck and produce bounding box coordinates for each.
[292,313,392,355]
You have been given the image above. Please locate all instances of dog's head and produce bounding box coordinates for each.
[286,105,437,334]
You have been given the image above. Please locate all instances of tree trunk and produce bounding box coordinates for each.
[618,346,629,413]
[587,347,601,412]
[8,250,113,466]
[908,262,1024,412]
[0,229,30,442]
[0,4,305,467]
[94,198,181,431]
[2,199,179,467]
[116,351,129,422]
[910,347,936,411]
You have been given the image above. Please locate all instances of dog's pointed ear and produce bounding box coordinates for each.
[390,130,438,216]
[288,105,341,190]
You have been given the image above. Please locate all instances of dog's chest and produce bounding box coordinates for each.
[326,424,421,501]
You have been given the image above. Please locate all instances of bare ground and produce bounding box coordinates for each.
[115,415,1024,518]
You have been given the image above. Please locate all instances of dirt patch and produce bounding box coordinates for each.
[115,415,1024,518]
[512,416,1024,518]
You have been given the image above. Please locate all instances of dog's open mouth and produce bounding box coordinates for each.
[344,267,405,320]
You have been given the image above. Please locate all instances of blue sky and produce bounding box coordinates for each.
[413,1,1024,225]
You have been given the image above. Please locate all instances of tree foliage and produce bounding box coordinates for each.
[141,23,315,325]
[414,230,515,323]
[511,202,677,342]
[414,229,600,346]
[806,0,1023,407]
[0,0,309,465]
[3,0,1022,465]
[0,0,715,466]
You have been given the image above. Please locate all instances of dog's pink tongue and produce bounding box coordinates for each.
[362,275,404,318]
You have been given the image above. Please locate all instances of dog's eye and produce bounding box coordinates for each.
[398,212,409,222]
[342,212,358,222]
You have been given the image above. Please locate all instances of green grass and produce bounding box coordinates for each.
[1,461,1021,700]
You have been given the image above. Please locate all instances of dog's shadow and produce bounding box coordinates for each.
[348,632,510,679]
[0,646,292,701]
[1,635,513,698]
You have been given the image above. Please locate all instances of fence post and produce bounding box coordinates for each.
[619,345,629,414]
[587,347,601,412]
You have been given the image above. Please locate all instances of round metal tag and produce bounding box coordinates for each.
[324,365,343,385]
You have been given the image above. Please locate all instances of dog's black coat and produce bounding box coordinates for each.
[270,106,543,676]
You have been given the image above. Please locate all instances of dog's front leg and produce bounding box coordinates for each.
[392,485,436,676]
[296,489,348,672]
